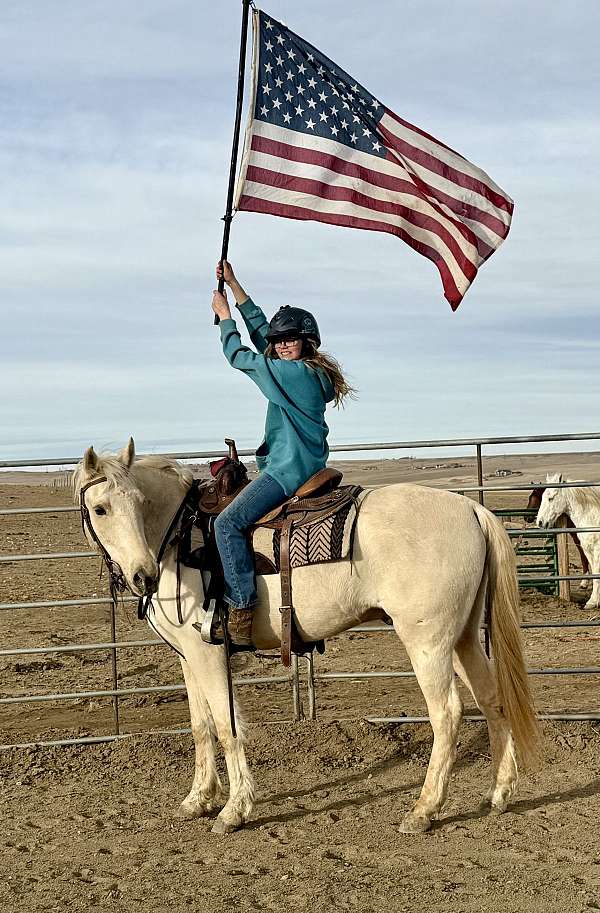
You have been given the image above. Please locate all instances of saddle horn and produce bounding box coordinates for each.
[225,438,239,463]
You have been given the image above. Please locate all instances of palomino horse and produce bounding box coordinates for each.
[528,486,590,588]
[74,440,541,835]
[536,473,600,608]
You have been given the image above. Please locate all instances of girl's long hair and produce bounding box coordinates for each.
[265,340,356,408]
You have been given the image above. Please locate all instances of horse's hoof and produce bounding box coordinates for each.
[211,817,242,835]
[488,804,507,817]
[479,801,507,816]
[399,813,431,834]
[479,792,510,815]
[177,802,214,819]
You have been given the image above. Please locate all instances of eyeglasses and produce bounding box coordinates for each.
[274,337,301,347]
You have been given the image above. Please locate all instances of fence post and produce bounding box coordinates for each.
[556,515,571,603]
[291,654,303,721]
[109,602,120,734]
[477,444,491,652]
[476,444,484,506]
[306,653,317,721]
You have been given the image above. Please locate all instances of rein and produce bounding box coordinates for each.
[137,479,202,622]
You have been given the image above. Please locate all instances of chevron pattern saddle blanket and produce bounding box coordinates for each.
[251,489,367,573]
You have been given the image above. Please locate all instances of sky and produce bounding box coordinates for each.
[2,0,600,464]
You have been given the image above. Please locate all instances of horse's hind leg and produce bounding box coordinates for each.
[177,658,223,818]
[398,639,463,834]
[453,630,518,813]
[584,545,600,608]
[576,539,590,589]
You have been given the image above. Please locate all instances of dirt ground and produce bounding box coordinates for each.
[1,453,600,912]
[1,721,599,913]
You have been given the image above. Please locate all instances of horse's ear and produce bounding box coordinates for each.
[83,446,99,474]
[117,437,135,469]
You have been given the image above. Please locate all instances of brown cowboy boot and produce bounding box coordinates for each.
[227,607,255,649]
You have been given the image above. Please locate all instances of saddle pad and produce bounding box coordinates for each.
[253,491,366,571]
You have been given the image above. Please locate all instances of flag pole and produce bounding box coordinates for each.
[215,0,253,323]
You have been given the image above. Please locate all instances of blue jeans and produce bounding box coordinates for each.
[214,472,287,610]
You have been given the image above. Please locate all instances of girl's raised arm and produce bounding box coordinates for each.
[217,260,270,353]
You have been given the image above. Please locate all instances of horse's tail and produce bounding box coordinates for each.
[473,503,543,768]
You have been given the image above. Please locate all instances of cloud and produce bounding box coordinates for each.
[2,0,600,461]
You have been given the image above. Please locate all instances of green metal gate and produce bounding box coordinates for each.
[494,508,559,595]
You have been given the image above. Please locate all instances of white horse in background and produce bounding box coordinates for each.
[536,473,600,609]
[73,439,541,835]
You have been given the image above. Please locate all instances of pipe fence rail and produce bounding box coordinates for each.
[2,430,600,749]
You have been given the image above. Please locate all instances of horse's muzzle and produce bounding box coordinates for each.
[132,571,158,596]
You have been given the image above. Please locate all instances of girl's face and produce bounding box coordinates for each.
[274,337,303,361]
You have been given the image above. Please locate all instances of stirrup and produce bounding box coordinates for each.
[194,602,256,654]
[194,599,224,645]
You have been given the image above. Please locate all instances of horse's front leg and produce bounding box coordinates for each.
[199,649,256,834]
[177,657,223,819]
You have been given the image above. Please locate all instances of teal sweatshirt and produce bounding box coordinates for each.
[219,297,335,496]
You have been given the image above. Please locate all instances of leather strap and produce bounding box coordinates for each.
[138,479,201,620]
[79,476,128,606]
[279,517,294,668]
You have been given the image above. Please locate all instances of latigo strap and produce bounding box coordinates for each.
[279,518,294,668]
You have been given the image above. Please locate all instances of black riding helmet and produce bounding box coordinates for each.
[266,305,321,348]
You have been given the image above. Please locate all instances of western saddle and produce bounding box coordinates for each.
[193,440,362,665]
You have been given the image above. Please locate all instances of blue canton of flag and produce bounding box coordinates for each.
[235,9,513,309]
[254,14,387,159]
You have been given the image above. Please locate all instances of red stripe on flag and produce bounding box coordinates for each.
[251,134,482,251]
[245,164,478,282]
[379,121,513,214]
[382,155,506,256]
[380,144,505,253]
[237,193,465,310]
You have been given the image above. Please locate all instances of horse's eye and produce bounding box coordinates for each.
[94,506,107,516]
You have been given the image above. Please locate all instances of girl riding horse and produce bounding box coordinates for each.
[211,260,354,646]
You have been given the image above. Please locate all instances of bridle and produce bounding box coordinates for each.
[79,474,202,623]
[79,476,129,604]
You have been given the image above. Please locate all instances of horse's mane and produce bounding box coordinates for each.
[73,452,194,500]
[546,473,600,511]
[134,454,194,488]
[569,479,600,510]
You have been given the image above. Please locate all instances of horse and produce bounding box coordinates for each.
[527,486,590,588]
[535,473,600,608]
[73,439,541,835]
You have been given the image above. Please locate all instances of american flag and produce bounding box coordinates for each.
[234,9,513,310]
